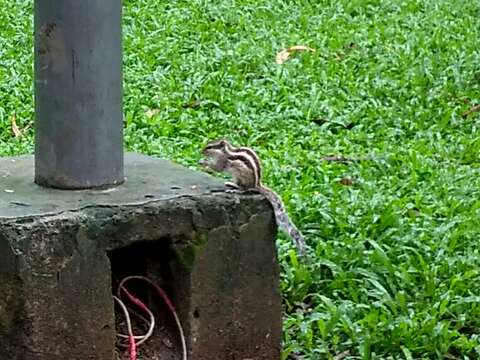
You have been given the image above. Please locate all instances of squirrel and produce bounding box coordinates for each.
[200,139,306,256]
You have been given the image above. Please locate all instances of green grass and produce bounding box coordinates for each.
[1,0,480,358]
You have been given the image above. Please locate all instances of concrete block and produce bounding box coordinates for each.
[0,153,282,360]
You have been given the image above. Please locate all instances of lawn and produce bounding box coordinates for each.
[1,0,480,358]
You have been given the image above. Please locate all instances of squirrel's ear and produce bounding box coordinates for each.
[219,140,226,146]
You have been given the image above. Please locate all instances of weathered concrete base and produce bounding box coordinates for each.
[0,153,282,360]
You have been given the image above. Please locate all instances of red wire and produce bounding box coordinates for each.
[117,284,151,360]
[116,276,187,360]
[129,334,136,360]
[120,286,150,313]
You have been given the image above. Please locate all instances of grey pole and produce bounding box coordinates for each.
[34,0,124,189]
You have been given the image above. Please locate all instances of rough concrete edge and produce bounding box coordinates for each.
[0,192,274,262]
[0,191,267,222]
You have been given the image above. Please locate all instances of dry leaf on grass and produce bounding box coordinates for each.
[322,155,353,163]
[145,108,160,118]
[322,155,375,163]
[289,45,315,52]
[11,113,22,137]
[275,49,291,64]
[462,104,480,118]
[11,114,31,138]
[275,45,315,64]
[336,177,357,186]
[181,100,202,109]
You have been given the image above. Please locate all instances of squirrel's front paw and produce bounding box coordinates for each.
[224,181,240,193]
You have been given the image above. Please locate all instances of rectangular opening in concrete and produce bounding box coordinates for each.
[108,240,182,360]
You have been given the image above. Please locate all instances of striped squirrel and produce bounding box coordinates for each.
[200,139,306,256]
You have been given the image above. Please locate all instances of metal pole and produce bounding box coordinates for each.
[34,0,123,189]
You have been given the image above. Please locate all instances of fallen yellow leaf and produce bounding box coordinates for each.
[275,45,315,64]
[288,45,315,52]
[275,49,291,64]
[11,114,22,137]
[145,108,160,118]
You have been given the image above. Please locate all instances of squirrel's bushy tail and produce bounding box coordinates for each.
[257,186,306,256]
